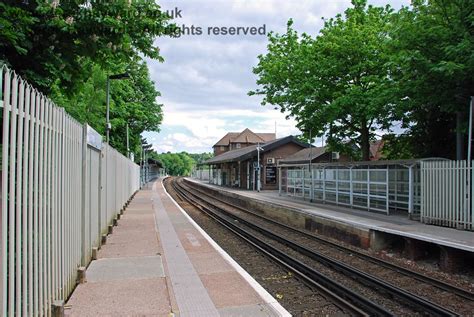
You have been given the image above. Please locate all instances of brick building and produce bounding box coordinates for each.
[205,135,308,190]
[212,128,276,156]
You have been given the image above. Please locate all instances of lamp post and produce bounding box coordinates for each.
[106,72,130,143]
[126,123,130,159]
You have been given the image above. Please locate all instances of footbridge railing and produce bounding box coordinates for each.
[0,65,140,315]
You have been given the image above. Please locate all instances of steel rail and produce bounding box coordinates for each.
[177,179,459,317]
[168,179,392,317]
[184,178,474,301]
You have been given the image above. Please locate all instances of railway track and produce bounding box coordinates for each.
[167,177,471,316]
[181,179,474,302]
[167,178,388,316]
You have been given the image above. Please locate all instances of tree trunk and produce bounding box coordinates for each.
[360,125,370,161]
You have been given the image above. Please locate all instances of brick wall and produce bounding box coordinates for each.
[213,146,229,156]
[262,143,306,190]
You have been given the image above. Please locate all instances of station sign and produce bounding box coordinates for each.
[86,125,103,150]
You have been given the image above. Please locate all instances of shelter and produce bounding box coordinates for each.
[278,158,448,217]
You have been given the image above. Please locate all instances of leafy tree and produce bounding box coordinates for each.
[250,0,396,160]
[147,151,213,176]
[1,0,172,158]
[188,152,214,167]
[151,152,195,176]
[49,57,163,158]
[0,0,172,95]
[386,0,474,159]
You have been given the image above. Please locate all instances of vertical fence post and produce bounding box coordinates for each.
[81,125,87,266]
[349,167,353,207]
[1,67,10,316]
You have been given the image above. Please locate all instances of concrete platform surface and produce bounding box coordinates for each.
[65,180,289,317]
[188,178,474,253]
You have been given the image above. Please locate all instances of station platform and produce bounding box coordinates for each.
[65,179,288,316]
[187,178,474,254]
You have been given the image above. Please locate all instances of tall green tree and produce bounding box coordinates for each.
[251,0,395,160]
[188,152,214,166]
[152,152,195,176]
[0,0,171,95]
[1,0,172,158]
[49,57,163,156]
[386,0,474,159]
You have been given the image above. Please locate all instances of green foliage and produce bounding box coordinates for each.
[386,0,474,159]
[49,58,163,158]
[152,152,195,176]
[0,0,172,94]
[148,151,213,175]
[0,0,171,158]
[251,0,474,160]
[251,0,395,160]
[187,152,214,166]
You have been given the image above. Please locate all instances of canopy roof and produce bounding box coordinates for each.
[206,135,308,164]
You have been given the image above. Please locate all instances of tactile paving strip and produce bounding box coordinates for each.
[152,183,220,317]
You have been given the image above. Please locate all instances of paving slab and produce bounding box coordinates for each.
[66,179,289,317]
[65,278,170,317]
[86,256,165,282]
[187,251,233,275]
[200,271,265,308]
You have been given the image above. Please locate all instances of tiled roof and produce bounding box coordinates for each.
[257,133,277,142]
[279,146,327,164]
[231,128,265,144]
[213,129,276,147]
[213,132,240,147]
[206,136,308,164]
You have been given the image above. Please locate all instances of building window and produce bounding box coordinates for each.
[220,146,225,151]
[236,143,241,149]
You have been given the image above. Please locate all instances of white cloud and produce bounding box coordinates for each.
[145,0,410,153]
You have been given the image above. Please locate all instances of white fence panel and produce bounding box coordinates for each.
[421,160,473,230]
[0,65,140,315]
[192,169,210,181]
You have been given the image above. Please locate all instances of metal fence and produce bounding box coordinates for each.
[0,65,140,315]
[192,169,210,181]
[421,160,473,230]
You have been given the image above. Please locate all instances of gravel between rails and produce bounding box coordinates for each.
[212,199,473,315]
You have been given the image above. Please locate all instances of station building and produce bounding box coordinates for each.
[212,128,276,156]
[205,135,308,190]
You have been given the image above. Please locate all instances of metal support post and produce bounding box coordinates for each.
[278,167,282,196]
[80,125,87,266]
[408,165,414,216]
[126,124,130,159]
[257,143,261,192]
[309,130,313,201]
[349,167,353,207]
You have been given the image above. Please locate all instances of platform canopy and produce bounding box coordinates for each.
[204,135,308,165]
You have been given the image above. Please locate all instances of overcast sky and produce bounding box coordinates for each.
[143,0,409,154]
